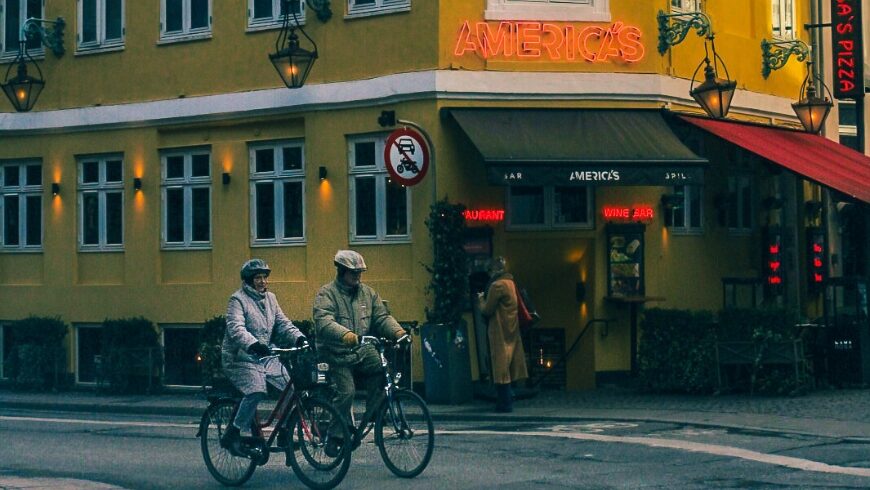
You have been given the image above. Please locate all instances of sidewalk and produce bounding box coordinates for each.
[1,386,869,442]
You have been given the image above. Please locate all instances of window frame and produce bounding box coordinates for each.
[160,146,212,249]
[771,0,794,40]
[346,0,411,19]
[484,0,610,22]
[726,175,753,235]
[76,0,125,54]
[77,153,124,251]
[248,139,307,246]
[247,0,305,31]
[347,134,412,244]
[0,0,45,62]
[505,185,594,231]
[0,159,43,252]
[670,0,701,12]
[159,0,212,44]
[664,185,704,235]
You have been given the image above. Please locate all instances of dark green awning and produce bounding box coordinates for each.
[448,109,707,186]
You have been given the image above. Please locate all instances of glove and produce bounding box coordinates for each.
[296,336,309,348]
[342,331,359,347]
[248,342,271,358]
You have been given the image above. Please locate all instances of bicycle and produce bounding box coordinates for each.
[340,334,434,478]
[198,344,352,489]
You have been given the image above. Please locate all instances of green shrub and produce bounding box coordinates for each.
[424,198,468,326]
[198,315,226,389]
[101,317,162,394]
[637,308,717,394]
[4,316,69,391]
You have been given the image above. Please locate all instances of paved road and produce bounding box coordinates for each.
[1,408,868,489]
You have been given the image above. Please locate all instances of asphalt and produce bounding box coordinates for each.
[2,385,870,443]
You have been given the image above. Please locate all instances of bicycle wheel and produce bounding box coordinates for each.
[287,398,352,490]
[375,389,434,478]
[200,400,256,486]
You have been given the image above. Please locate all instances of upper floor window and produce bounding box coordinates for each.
[485,0,610,22]
[663,185,703,234]
[77,0,124,53]
[249,140,305,246]
[771,0,794,39]
[507,185,593,230]
[160,0,211,43]
[726,175,753,234]
[348,135,410,243]
[670,0,701,12]
[248,0,304,30]
[78,154,123,251]
[160,147,211,249]
[347,0,410,19]
[1,0,44,61]
[0,159,42,251]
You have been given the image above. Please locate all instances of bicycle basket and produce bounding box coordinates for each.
[290,350,329,390]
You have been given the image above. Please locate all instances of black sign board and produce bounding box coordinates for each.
[831,0,865,99]
[487,163,704,187]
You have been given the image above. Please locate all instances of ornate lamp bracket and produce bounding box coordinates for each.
[657,10,711,55]
[761,39,809,79]
[305,0,332,22]
[21,17,66,57]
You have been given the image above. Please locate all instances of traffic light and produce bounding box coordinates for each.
[807,227,826,292]
[764,227,783,294]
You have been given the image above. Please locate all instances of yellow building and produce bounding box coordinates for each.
[1,1,867,390]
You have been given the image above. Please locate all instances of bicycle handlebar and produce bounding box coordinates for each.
[360,334,412,348]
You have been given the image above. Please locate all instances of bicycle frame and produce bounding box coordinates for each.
[353,335,410,437]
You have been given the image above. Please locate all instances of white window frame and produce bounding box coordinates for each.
[485,0,610,22]
[160,147,212,249]
[347,0,410,19]
[76,0,125,54]
[670,0,701,12]
[727,175,753,235]
[771,0,794,40]
[0,159,42,251]
[249,139,306,246]
[77,154,124,251]
[506,185,594,231]
[348,134,412,244]
[247,0,305,31]
[0,0,45,61]
[159,0,212,44]
[664,185,704,235]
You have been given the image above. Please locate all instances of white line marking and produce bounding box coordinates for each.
[437,430,870,478]
[0,415,196,429]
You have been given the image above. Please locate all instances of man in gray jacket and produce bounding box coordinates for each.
[221,259,307,456]
[313,250,406,455]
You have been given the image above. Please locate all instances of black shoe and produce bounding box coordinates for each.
[220,426,245,457]
[324,437,344,458]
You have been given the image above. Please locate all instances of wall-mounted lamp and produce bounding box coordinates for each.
[318,166,328,180]
[378,110,396,127]
[575,281,587,302]
[656,9,712,55]
[51,182,60,196]
[760,39,809,79]
[222,172,231,185]
[690,35,736,119]
[792,61,833,134]
[269,3,318,89]
[1,17,65,112]
[133,177,142,191]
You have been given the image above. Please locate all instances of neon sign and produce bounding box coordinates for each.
[831,0,864,99]
[463,209,505,222]
[454,21,645,63]
[602,205,654,222]
[807,228,826,291]
[765,228,784,293]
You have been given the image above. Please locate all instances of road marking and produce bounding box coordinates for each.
[437,429,870,478]
[0,415,196,429]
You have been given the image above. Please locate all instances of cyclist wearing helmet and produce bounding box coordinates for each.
[220,259,307,456]
[313,250,406,455]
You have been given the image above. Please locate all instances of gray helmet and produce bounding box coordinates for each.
[334,250,367,272]
[240,259,271,282]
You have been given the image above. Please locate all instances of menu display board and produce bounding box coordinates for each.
[606,224,645,297]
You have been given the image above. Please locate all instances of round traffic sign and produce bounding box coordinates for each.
[384,127,430,186]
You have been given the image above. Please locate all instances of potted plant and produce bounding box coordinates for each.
[421,198,473,404]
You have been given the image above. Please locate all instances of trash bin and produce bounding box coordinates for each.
[421,322,472,404]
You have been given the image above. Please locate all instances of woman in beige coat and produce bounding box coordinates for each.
[478,257,528,412]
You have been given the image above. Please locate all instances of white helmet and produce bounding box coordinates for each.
[334,250,367,272]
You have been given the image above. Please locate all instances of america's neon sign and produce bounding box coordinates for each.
[454,20,645,63]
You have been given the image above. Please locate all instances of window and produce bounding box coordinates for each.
[248,0,303,30]
[663,185,703,234]
[77,0,124,52]
[0,159,42,250]
[162,325,200,386]
[75,325,102,384]
[670,0,701,12]
[347,0,410,18]
[249,140,305,245]
[0,322,10,379]
[348,135,410,243]
[1,0,44,61]
[771,0,794,39]
[727,175,752,233]
[160,0,211,42]
[160,147,211,248]
[485,0,610,22]
[839,100,858,150]
[77,154,123,250]
[507,185,593,230]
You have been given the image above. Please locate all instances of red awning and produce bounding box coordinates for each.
[678,115,870,204]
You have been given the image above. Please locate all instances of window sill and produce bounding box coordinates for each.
[484,6,611,22]
[0,49,45,64]
[345,5,411,20]
[0,247,43,253]
[75,44,125,57]
[161,244,213,250]
[157,32,213,46]
[350,237,412,245]
[667,228,704,236]
[78,246,125,252]
[250,240,306,247]
[246,20,305,33]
